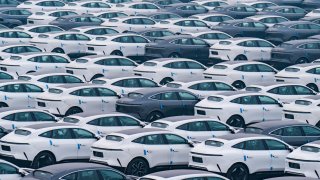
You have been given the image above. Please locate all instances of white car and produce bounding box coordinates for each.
[195,91,283,127]
[189,134,293,180]
[61,112,145,136]
[242,1,277,11]
[140,169,228,180]
[203,61,277,89]
[0,29,33,46]
[27,10,78,25]
[133,58,206,85]
[283,95,320,127]
[113,2,161,15]
[101,16,157,33]
[155,18,211,34]
[0,80,45,109]
[0,45,43,61]
[0,108,58,131]
[305,8,320,18]
[18,72,85,90]
[145,116,236,142]
[245,82,317,103]
[90,128,193,176]
[63,1,113,14]
[86,34,150,57]
[165,80,236,98]
[17,0,67,13]
[187,31,232,45]
[15,24,64,37]
[66,55,138,82]
[191,0,229,10]
[70,26,119,38]
[275,63,320,92]
[92,11,128,20]
[36,84,120,116]
[246,15,289,27]
[209,38,275,61]
[0,53,70,76]
[189,13,234,26]
[0,123,99,169]
[285,140,320,178]
[0,159,30,180]
[91,77,159,95]
[0,71,16,80]
[30,32,92,55]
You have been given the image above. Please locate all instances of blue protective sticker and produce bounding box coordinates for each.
[77,144,80,150]
[46,84,49,89]
[160,104,163,109]
[49,140,53,146]
[11,124,15,130]
[242,75,244,80]
[240,108,243,113]
[4,95,7,101]
[243,155,247,161]
[143,149,147,155]
[79,100,82,105]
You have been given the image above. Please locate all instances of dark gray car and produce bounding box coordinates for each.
[21,163,135,180]
[145,35,211,64]
[212,19,268,38]
[300,16,320,25]
[49,14,104,30]
[0,8,32,28]
[243,120,320,147]
[265,21,320,44]
[302,0,320,11]
[116,88,200,122]
[163,3,208,17]
[0,0,20,7]
[265,0,303,6]
[138,12,181,21]
[131,28,175,41]
[257,6,306,20]
[210,4,258,19]
[270,39,320,65]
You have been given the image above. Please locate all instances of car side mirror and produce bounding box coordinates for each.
[188,140,194,147]
[278,102,283,107]
[287,146,294,153]
[229,127,236,134]
[95,135,101,140]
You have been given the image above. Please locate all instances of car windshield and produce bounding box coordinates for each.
[143,62,157,66]
[10,56,22,60]
[128,93,144,99]
[245,87,262,92]
[205,140,224,147]
[213,65,227,69]
[106,135,124,141]
[301,145,320,153]
[219,41,231,45]
[15,129,31,136]
[166,83,182,88]
[284,67,300,72]
[91,80,106,84]
[18,76,31,81]
[273,24,286,28]
[75,58,88,63]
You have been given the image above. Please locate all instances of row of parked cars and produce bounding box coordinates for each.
[0,0,318,180]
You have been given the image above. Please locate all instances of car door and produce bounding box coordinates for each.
[159,92,183,117]
[117,36,140,56]
[186,61,206,81]
[86,117,122,136]
[207,120,232,137]
[178,91,199,115]
[132,36,149,56]
[164,134,191,166]
[71,88,102,113]
[239,40,261,60]
[175,121,212,142]
[96,87,119,112]
[293,85,316,100]
[49,128,78,160]
[301,125,320,143]
[256,64,277,83]
[176,38,197,59]
[265,139,290,172]
[191,38,210,61]
[252,22,268,38]
[24,83,44,108]
[0,84,30,108]
[238,95,264,123]
[95,58,122,79]
[117,58,137,77]
[270,126,307,147]
[258,95,282,121]
[165,61,190,82]
[257,40,274,61]
[303,43,320,61]
[118,116,142,131]
[1,112,35,130]
[0,162,21,180]
[72,128,97,160]
[234,64,260,86]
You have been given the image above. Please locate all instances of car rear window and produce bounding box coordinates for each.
[244,127,263,134]
[75,59,88,63]
[106,135,124,142]
[245,87,262,92]
[48,88,63,94]
[213,65,227,69]
[10,56,22,60]
[91,80,107,84]
[295,100,312,106]
[301,145,320,153]
[219,41,231,45]
[151,122,168,128]
[207,96,223,102]
[18,76,31,81]
[205,140,224,147]
[143,62,157,66]
[285,67,300,72]
[63,117,80,124]
[15,129,31,136]
[166,83,182,88]
[128,93,143,99]
[33,170,53,180]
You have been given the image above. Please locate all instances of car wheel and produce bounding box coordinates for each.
[146,111,163,122]
[234,55,247,61]
[307,83,319,92]
[168,53,180,58]
[159,77,173,85]
[295,58,308,64]
[126,158,149,177]
[0,103,8,108]
[111,50,123,56]
[32,152,56,169]
[227,163,249,180]
[65,107,83,116]
[227,115,245,128]
[232,81,245,89]
[52,48,65,54]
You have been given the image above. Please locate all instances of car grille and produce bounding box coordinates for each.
[192,156,203,163]
[37,102,46,107]
[1,145,10,151]
[197,110,206,115]
[93,151,103,158]
[289,162,300,169]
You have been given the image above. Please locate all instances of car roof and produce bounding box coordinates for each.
[217,133,267,140]
[116,128,167,135]
[35,163,111,175]
[283,39,320,45]
[25,123,71,130]
[265,5,301,10]
[157,116,213,122]
[277,20,311,26]
[215,91,252,96]
[132,87,186,95]
[247,120,308,131]
[147,169,216,178]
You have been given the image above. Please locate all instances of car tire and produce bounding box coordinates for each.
[159,77,173,85]
[232,81,246,89]
[52,48,65,54]
[307,83,319,92]
[146,111,163,122]
[0,102,8,108]
[65,107,83,116]
[295,58,308,64]
[111,50,123,56]
[168,53,180,58]
[31,151,56,169]
[126,158,149,177]
[227,115,245,128]
[227,163,249,180]
[234,55,247,61]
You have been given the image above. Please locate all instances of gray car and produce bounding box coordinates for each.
[210,4,258,19]
[265,21,320,44]
[21,163,135,180]
[265,0,303,6]
[243,120,320,147]
[143,0,182,8]
[49,14,104,30]
[300,16,320,25]
[302,0,320,11]
[257,6,306,20]
[131,28,175,41]
[0,0,20,7]
[116,88,200,122]
[163,3,208,17]
[0,7,32,28]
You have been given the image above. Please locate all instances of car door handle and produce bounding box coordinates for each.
[242,109,248,112]
[271,154,278,158]
[246,156,253,159]
[122,69,128,71]
[171,149,179,152]
[80,144,86,147]
[52,144,59,147]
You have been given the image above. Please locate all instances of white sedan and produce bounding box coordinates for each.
[0,29,33,46]
[246,15,289,27]
[0,53,71,76]
[112,2,161,15]
[203,61,277,89]
[69,26,119,39]
[86,34,150,57]
[17,0,67,13]
[133,58,206,85]
[165,80,236,98]
[285,140,320,178]
[145,116,236,142]
[195,91,283,127]
[275,63,320,92]
[155,18,211,34]
[63,1,113,14]
[187,31,232,45]
[209,38,275,61]
[0,45,43,61]
[61,112,145,136]
[189,134,293,180]
[36,84,120,116]
[189,13,234,26]
[191,0,229,10]
[15,24,64,37]
[27,10,78,25]
[0,159,30,180]
[66,55,138,82]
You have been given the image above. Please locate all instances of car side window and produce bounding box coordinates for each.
[301,126,320,136]
[207,121,229,131]
[277,126,303,136]
[0,163,18,174]
[24,84,43,93]
[234,65,258,72]
[96,88,117,97]
[231,95,259,105]
[294,86,314,95]
[244,140,267,150]
[178,92,198,100]
[164,134,188,144]
[33,112,55,122]
[265,139,287,150]
[118,58,135,66]
[144,134,166,145]
[257,64,274,72]
[51,128,73,139]
[62,170,100,180]
[12,112,34,122]
[70,88,98,97]
[185,121,208,131]
[99,170,126,180]
[118,116,140,126]
[186,61,205,69]
[72,128,95,139]
[258,95,278,104]
[161,92,179,100]
[139,79,157,87]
